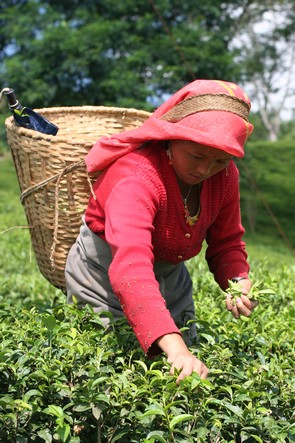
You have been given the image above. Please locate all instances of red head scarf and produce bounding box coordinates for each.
[85,79,253,172]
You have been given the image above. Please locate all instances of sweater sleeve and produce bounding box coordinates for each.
[205,163,249,290]
[104,176,180,356]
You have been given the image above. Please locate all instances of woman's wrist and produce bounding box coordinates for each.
[155,333,189,359]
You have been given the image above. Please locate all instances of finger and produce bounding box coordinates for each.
[225,294,233,311]
[171,363,191,381]
[176,364,207,383]
[176,369,188,384]
[231,304,240,318]
[169,364,175,376]
[236,297,252,317]
[241,295,259,311]
[176,373,183,384]
[240,280,252,295]
[240,295,253,309]
[200,367,209,379]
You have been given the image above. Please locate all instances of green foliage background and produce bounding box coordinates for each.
[238,140,295,250]
[0,0,241,109]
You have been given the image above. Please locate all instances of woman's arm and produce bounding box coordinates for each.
[206,163,249,290]
[104,177,180,355]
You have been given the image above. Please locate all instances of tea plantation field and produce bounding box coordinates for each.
[0,154,294,442]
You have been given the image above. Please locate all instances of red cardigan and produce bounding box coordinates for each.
[85,142,249,355]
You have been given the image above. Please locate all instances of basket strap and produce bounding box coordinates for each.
[20,160,87,204]
[20,159,96,269]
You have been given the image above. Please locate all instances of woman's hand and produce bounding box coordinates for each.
[225,278,259,318]
[168,350,208,384]
[156,333,208,384]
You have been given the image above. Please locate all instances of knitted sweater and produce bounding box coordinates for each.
[85,142,249,354]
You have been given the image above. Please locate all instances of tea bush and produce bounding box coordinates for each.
[0,256,294,442]
[0,156,295,442]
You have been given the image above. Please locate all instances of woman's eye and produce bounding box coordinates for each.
[192,154,202,159]
[217,159,230,165]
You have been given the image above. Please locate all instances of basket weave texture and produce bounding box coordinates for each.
[5,106,151,292]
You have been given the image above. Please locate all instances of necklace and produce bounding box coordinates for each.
[181,184,201,226]
[182,185,193,206]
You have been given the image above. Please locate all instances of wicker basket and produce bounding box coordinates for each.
[5,106,151,292]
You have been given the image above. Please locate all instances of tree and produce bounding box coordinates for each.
[233,0,295,140]
[0,0,255,110]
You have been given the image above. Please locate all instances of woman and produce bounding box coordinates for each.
[65,79,258,383]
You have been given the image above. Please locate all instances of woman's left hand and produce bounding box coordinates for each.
[225,279,259,318]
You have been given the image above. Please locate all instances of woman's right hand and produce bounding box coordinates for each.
[156,333,208,384]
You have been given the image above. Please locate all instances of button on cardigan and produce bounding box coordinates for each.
[85,142,249,355]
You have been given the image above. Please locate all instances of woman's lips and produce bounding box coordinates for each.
[191,174,206,182]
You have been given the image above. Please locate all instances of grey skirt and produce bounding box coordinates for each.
[65,222,196,345]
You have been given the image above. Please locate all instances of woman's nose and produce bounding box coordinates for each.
[197,159,214,176]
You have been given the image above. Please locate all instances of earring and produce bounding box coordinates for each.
[166,147,173,166]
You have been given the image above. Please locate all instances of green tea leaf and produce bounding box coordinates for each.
[223,402,243,417]
[169,414,194,429]
[42,315,57,331]
[43,405,64,418]
[14,399,32,410]
[37,429,53,443]
[92,406,102,420]
[141,408,165,418]
[146,431,167,443]
[250,435,264,443]
[23,389,42,403]
[57,424,70,442]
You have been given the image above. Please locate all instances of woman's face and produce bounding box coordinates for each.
[168,140,233,185]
